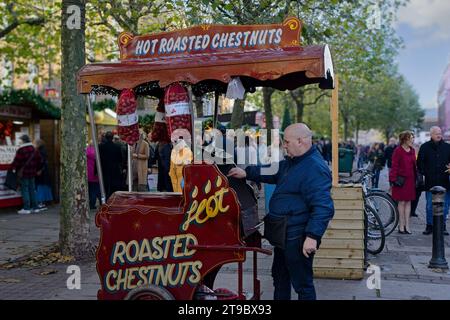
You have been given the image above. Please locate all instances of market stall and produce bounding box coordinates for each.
[0,90,61,208]
[78,16,363,300]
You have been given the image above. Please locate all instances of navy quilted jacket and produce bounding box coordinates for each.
[245,146,334,241]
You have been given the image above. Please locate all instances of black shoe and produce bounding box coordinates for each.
[444,227,449,236]
[410,212,418,217]
[423,225,433,235]
[404,229,412,234]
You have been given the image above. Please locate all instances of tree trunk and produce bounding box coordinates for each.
[343,116,349,142]
[194,95,203,118]
[263,87,274,130]
[355,121,359,145]
[290,88,305,123]
[60,0,92,259]
[230,97,246,129]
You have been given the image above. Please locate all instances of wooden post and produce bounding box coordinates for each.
[331,75,339,187]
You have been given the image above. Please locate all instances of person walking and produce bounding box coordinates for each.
[228,123,334,300]
[99,131,123,200]
[132,130,150,192]
[384,137,397,172]
[368,143,385,188]
[11,134,42,214]
[417,126,450,235]
[389,132,416,234]
[34,139,53,210]
[86,141,101,209]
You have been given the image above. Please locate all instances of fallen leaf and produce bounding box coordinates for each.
[38,269,58,276]
[0,278,21,283]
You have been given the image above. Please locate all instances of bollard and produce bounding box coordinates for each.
[429,186,449,270]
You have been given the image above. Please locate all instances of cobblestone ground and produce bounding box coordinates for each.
[1,167,450,300]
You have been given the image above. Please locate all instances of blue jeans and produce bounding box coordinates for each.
[372,169,381,188]
[88,182,101,209]
[21,178,38,210]
[271,237,316,300]
[425,191,450,225]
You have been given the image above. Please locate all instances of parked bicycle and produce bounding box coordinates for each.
[343,166,399,237]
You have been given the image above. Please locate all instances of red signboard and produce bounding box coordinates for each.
[118,17,302,60]
[0,105,31,119]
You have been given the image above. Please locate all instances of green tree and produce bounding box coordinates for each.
[0,1,60,88]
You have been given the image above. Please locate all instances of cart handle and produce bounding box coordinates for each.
[187,244,272,256]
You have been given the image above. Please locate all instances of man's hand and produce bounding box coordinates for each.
[446,163,450,174]
[227,167,247,179]
[302,237,317,258]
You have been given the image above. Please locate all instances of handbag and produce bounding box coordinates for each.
[4,170,18,191]
[394,175,405,187]
[263,214,288,249]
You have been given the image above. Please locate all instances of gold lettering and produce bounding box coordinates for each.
[111,241,126,264]
[127,267,139,289]
[137,267,148,287]
[188,261,203,284]
[172,235,184,258]
[105,270,117,291]
[151,237,164,260]
[115,269,127,290]
[155,265,168,286]
[162,236,176,259]
[184,234,198,257]
[181,185,230,231]
[125,240,139,263]
[167,263,182,286]
[139,239,153,262]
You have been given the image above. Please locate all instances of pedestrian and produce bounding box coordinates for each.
[410,142,423,218]
[169,137,192,192]
[389,131,416,234]
[86,140,101,209]
[99,131,123,200]
[113,134,128,190]
[228,123,334,300]
[368,143,385,188]
[417,126,450,235]
[384,137,398,171]
[10,134,42,214]
[132,130,150,192]
[156,141,173,192]
[34,139,53,210]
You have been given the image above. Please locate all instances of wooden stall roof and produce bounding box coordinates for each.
[77,44,334,95]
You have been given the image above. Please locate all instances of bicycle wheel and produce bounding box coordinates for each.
[364,205,386,255]
[366,191,398,236]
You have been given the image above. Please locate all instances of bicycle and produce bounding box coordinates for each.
[364,204,386,255]
[343,166,399,237]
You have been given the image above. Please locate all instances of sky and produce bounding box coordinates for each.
[395,0,450,110]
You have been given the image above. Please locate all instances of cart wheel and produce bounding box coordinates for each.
[125,285,175,300]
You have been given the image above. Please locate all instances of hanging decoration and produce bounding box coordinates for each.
[116,89,139,145]
[150,97,171,143]
[164,83,192,139]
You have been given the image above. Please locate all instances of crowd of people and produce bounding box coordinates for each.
[353,126,450,235]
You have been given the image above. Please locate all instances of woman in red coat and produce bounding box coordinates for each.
[389,131,416,234]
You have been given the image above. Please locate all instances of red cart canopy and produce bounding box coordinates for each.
[77,17,334,95]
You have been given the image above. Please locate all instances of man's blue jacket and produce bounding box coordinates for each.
[245,146,334,241]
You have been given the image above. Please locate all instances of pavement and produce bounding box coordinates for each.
[1,167,450,300]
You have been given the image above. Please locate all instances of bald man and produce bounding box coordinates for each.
[228,123,334,300]
[417,126,450,235]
